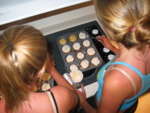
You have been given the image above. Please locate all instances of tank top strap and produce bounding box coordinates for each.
[107,61,143,76]
[46,91,58,113]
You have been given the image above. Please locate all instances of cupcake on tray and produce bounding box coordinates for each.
[87,47,96,56]
[62,45,71,53]
[66,54,74,63]
[80,59,90,69]
[41,73,51,82]
[76,52,85,60]
[91,57,101,66]
[58,38,67,45]
[83,39,91,47]
[79,32,87,39]
[69,35,77,42]
[69,64,79,72]
[41,83,51,91]
[72,42,81,51]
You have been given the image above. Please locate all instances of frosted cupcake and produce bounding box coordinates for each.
[62,45,71,53]
[41,83,51,91]
[83,40,91,47]
[69,64,79,72]
[76,52,85,60]
[80,60,90,69]
[91,57,100,66]
[70,70,83,85]
[66,55,74,63]
[87,47,96,56]
[72,42,81,51]
[79,32,87,39]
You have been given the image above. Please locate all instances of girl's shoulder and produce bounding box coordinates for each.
[22,85,75,113]
[103,67,135,96]
[50,86,77,112]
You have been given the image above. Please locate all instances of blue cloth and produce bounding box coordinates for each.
[96,58,150,111]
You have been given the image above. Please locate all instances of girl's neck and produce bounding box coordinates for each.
[116,43,150,75]
[117,43,145,61]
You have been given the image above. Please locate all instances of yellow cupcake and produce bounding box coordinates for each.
[69,35,77,42]
[41,73,51,82]
[59,38,67,45]
[33,85,39,92]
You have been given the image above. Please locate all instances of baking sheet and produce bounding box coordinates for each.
[56,30,103,72]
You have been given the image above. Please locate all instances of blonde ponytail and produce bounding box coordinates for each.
[0,25,47,113]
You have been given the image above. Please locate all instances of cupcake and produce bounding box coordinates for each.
[41,83,51,91]
[79,32,87,39]
[66,55,74,63]
[33,84,39,92]
[76,52,85,60]
[62,45,71,53]
[83,40,91,47]
[33,78,42,92]
[58,38,67,45]
[70,70,83,83]
[91,57,100,66]
[72,43,81,51]
[80,60,90,69]
[69,64,78,72]
[69,35,77,42]
[87,47,96,56]
[41,73,51,82]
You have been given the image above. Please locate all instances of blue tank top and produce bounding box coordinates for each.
[96,58,150,111]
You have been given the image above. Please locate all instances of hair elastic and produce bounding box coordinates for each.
[131,27,136,32]
[6,42,14,52]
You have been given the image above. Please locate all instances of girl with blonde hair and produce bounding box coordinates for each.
[0,25,79,113]
[77,0,150,113]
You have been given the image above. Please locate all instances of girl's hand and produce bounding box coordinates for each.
[76,84,86,106]
[46,53,55,74]
[96,35,120,54]
[96,35,114,50]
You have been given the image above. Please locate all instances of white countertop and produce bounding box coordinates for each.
[0,0,91,25]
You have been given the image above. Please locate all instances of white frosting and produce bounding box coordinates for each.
[79,32,87,39]
[80,59,89,69]
[69,64,78,72]
[62,45,71,53]
[77,52,85,59]
[66,55,74,63]
[70,70,83,82]
[108,54,115,60]
[91,57,100,66]
[87,48,96,56]
[41,83,50,91]
[103,47,110,53]
[92,29,99,35]
[73,42,81,50]
[83,40,91,47]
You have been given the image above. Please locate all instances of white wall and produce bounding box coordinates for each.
[25,5,99,35]
[0,0,91,25]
